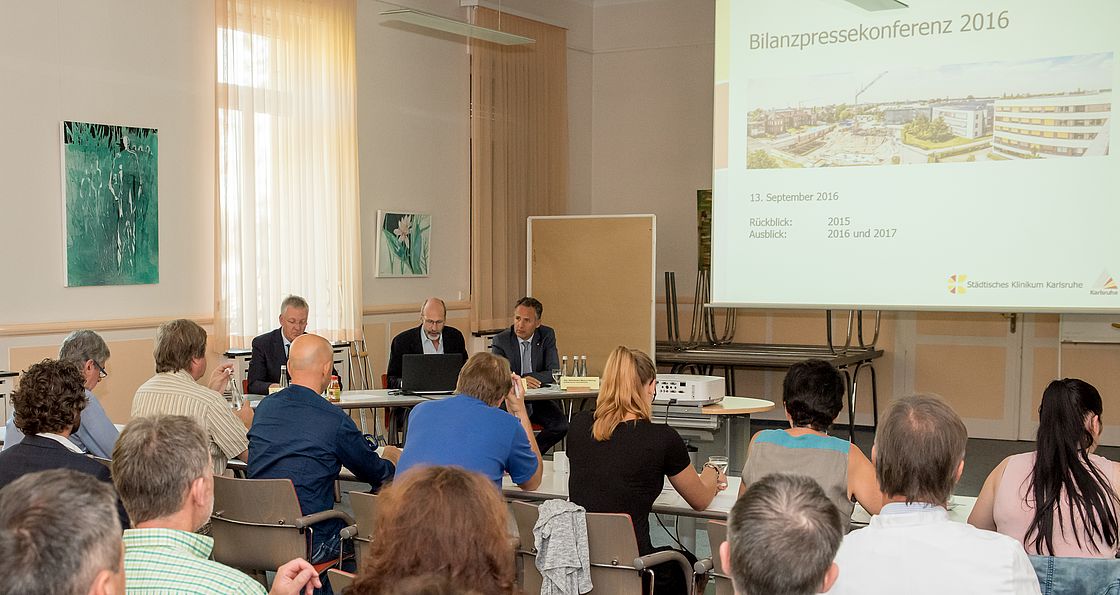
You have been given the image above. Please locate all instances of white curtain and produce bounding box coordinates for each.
[216,0,362,349]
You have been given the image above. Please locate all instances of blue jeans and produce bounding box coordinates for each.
[1030,555,1120,595]
[308,524,356,595]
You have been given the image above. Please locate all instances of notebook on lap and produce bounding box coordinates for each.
[401,353,466,396]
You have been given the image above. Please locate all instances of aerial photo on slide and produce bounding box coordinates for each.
[745,52,1113,169]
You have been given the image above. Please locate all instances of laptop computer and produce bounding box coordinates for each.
[401,353,466,395]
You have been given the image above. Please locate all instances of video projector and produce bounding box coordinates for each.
[653,374,724,406]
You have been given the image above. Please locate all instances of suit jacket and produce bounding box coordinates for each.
[386,325,469,389]
[247,328,337,395]
[0,435,130,529]
[490,325,559,385]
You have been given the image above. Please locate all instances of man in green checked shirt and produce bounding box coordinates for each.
[112,415,320,595]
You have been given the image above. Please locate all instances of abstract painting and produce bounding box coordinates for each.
[62,121,159,286]
[376,211,430,277]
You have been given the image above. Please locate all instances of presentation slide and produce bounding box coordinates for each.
[711,0,1119,312]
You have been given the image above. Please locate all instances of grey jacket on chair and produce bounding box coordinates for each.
[533,499,593,595]
[1030,555,1120,595]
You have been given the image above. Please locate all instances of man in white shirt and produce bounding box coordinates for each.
[132,319,252,476]
[830,394,1041,595]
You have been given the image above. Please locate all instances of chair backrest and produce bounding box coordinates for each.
[509,500,544,594]
[349,491,378,563]
[327,569,356,595]
[1030,555,1120,595]
[705,520,735,595]
[584,512,644,594]
[211,476,310,571]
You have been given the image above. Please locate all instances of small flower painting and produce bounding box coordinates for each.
[377,211,430,277]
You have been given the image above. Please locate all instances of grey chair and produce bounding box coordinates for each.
[340,491,378,565]
[327,569,355,594]
[693,520,734,595]
[510,500,695,595]
[510,500,545,594]
[210,476,354,581]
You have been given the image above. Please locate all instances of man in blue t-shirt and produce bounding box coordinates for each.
[396,352,542,490]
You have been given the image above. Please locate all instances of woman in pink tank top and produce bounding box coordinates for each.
[969,379,1120,557]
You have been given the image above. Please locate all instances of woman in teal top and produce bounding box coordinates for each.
[739,359,882,527]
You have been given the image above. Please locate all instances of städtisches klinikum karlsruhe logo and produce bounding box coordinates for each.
[948,274,967,295]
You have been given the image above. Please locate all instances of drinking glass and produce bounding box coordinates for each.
[551,368,562,386]
[707,455,729,489]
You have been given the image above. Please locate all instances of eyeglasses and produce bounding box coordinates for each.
[93,361,108,379]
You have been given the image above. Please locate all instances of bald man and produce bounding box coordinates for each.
[385,298,469,389]
[248,334,401,573]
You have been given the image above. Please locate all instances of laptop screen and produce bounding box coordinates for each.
[401,353,466,394]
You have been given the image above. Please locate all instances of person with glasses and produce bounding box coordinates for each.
[0,359,130,529]
[3,330,120,458]
[246,295,339,395]
[386,297,469,389]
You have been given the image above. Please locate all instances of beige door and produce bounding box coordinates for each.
[898,312,1025,440]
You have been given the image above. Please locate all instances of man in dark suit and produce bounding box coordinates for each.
[386,297,469,389]
[247,295,337,395]
[0,359,129,529]
[490,296,567,453]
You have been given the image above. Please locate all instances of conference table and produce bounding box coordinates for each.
[252,389,774,451]
[502,460,979,550]
[504,461,976,549]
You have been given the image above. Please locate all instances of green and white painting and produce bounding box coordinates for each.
[62,121,159,286]
[377,211,430,277]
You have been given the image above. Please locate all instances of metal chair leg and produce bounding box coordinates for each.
[868,363,880,429]
[842,368,855,441]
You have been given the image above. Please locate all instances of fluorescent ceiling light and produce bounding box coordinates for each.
[842,0,909,10]
[380,8,535,45]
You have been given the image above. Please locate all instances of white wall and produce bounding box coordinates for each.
[357,0,594,309]
[0,0,217,327]
[590,0,715,287]
[357,1,473,307]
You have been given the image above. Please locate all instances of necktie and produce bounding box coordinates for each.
[520,341,532,375]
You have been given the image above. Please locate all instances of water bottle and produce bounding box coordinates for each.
[561,356,569,377]
[571,354,580,376]
[279,365,290,388]
[581,355,589,377]
[226,373,244,410]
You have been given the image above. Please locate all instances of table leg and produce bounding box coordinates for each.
[677,515,697,551]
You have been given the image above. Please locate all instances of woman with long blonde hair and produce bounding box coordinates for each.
[567,346,725,595]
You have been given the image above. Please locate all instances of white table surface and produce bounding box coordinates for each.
[851,495,978,525]
[502,459,741,520]
[505,460,980,524]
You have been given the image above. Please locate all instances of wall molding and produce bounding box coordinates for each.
[362,300,471,317]
[0,315,215,338]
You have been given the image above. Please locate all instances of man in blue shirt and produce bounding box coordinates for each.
[396,352,542,490]
[4,330,119,458]
[249,334,401,568]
